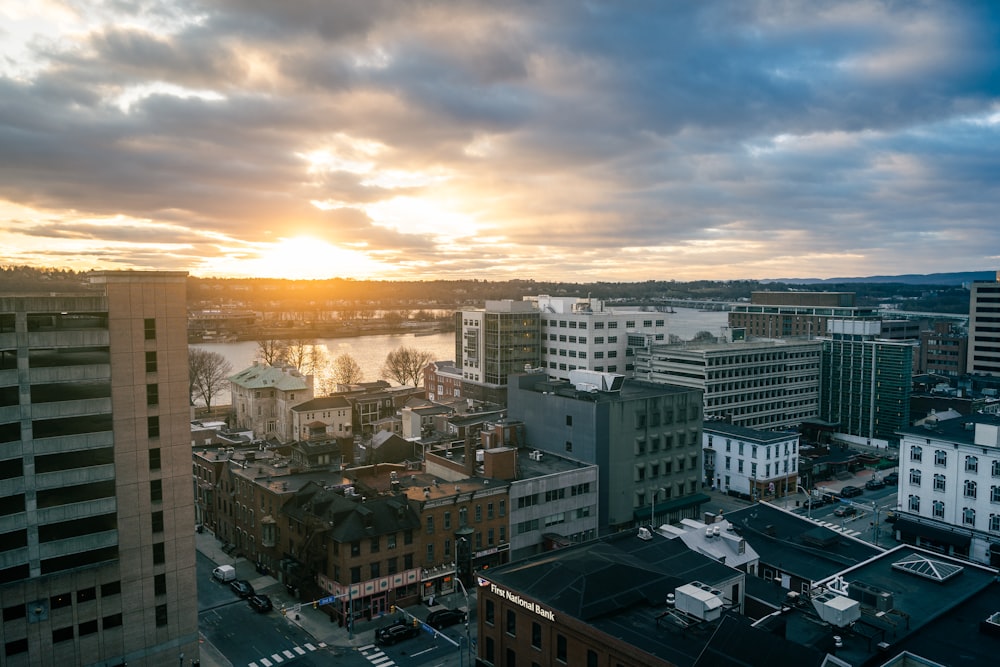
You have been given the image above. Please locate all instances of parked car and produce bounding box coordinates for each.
[840,485,863,498]
[865,478,886,490]
[427,607,467,629]
[883,472,899,485]
[248,594,273,613]
[230,579,254,598]
[884,510,899,524]
[834,505,858,517]
[376,621,420,646]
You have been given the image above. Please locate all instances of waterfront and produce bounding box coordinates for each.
[191,307,729,389]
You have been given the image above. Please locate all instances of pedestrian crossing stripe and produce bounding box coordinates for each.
[270,653,284,663]
[249,643,319,666]
[293,646,306,655]
[283,650,295,658]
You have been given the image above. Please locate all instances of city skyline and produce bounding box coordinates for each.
[1,1,998,282]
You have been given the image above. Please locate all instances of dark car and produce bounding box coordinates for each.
[884,510,899,523]
[883,472,899,485]
[839,485,863,498]
[376,621,420,646]
[834,505,858,517]
[427,608,467,629]
[865,478,886,490]
[248,594,272,613]
[230,579,254,598]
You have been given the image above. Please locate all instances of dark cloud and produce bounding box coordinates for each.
[0,0,998,280]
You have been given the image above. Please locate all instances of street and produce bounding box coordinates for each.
[788,484,900,547]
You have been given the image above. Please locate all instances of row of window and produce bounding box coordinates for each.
[635,456,700,481]
[908,495,1000,531]
[482,601,603,665]
[722,457,795,477]
[907,470,1000,501]
[910,447,1000,475]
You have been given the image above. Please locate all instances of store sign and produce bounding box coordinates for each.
[489,583,555,622]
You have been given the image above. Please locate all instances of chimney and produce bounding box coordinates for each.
[464,431,475,476]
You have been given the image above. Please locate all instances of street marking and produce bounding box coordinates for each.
[271,653,284,663]
[304,643,317,651]
[372,656,394,664]
[249,663,258,667]
[411,647,437,657]
[283,650,295,658]
[358,644,376,651]
[293,646,306,655]
[259,660,272,667]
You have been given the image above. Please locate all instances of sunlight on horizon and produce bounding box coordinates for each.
[199,236,394,280]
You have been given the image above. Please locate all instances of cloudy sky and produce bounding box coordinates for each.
[1,1,998,282]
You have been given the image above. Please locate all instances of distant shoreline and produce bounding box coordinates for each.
[188,321,455,344]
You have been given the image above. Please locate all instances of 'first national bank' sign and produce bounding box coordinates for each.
[488,582,556,622]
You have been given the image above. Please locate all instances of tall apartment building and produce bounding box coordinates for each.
[967,273,1000,377]
[819,320,915,447]
[918,321,968,377]
[728,291,878,338]
[634,338,823,431]
[0,271,197,666]
[524,295,668,379]
[454,301,541,405]
[507,371,705,531]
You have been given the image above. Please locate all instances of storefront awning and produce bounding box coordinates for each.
[634,493,711,521]
[895,518,971,548]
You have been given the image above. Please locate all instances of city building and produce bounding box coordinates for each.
[423,359,464,401]
[228,362,314,442]
[967,273,1000,377]
[918,321,968,377]
[507,370,706,530]
[454,300,541,405]
[289,395,353,442]
[702,423,800,500]
[728,291,878,339]
[635,338,823,431]
[525,294,668,380]
[895,413,1000,566]
[0,271,198,666]
[818,320,915,448]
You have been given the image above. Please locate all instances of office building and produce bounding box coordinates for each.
[635,338,822,431]
[728,291,878,339]
[819,320,915,447]
[918,321,968,377]
[507,370,705,530]
[454,301,541,405]
[968,273,1000,377]
[0,271,197,666]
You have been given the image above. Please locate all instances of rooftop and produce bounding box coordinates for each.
[229,363,310,390]
[704,421,798,443]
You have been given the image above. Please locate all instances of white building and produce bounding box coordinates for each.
[636,337,823,431]
[896,414,1000,566]
[228,362,313,442]
[703,422,800,500]
[525,294,668,380]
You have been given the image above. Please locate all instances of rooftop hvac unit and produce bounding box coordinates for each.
[637,527,653,541]
[811,592,861,628]
[674,583,723,621]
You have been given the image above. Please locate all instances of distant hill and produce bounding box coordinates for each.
[766,271,996,286]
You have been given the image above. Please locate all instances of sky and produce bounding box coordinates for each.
[1,1,998,282]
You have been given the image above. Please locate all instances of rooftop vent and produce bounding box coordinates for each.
[637,527,653,541]
[811,592,861,628]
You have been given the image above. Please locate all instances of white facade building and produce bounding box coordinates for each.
[703,422,800,500]
[525,294,669,380]
[896,414,1000,566]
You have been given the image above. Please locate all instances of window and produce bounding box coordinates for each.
[154,573,167,595]
[932,500,945,518]
[531,621,542,649]
[149,447,161,471]
[475,505,482,522]
[588,650,599,667]
[992,486,1000,503]
[933,474,946,492]
[966,456,979,473]
[146,383,158,406]
[909,495,920,511]
[910,445,922,462]
[147,415,159,439]
[909,469,922,486]
[506,609,516,636]
[101,581,121,597]
[965,480,978,499]
[145,351,158,373]
[79,619,98,636]
[151,510,164,533]
[934,450,947,466]
[155,603,168,627]
[486,599,495,625]
[52,626,74,643]
[152,542,165,565]
[426,516,434,534]
[102,612,122,629]
[5,638,28,656]
[370,536,380,553]
[994,460,1000,477]
[557,634,568,662]
[76,587,96,603]
[500,499,506,517]
[144,318,156,340]
[150,479,162,503]
[565,440,573,452]
[51,592,72,609]
[444,512,451,530]
[351,541,361,557]
[426,544,434,563]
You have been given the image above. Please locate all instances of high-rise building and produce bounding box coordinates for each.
[728,291,878,339]
[819,320,914,447]
[967,273,1000,377]
[0,271,197,666]
[454,300,541,404]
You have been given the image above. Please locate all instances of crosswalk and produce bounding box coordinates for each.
[248,642,325,666]
[359,643,397,667]
[814,519,862,537]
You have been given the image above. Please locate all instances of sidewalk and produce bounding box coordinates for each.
[195,529,476,666]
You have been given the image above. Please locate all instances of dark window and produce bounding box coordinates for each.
[50,592,72,609]
[102,613,123,629]
[506,609,516,636]
[506,648,516,667]
[155,604,168,627]
[149,448,161,471]
[144,318,156,340]
[370,536,380,553]
[52,626,74,643]
[531,621,541,649]
[150,479,162,503]
[485,637,495,664]
[485,599,495,625]
[78,619,98,636]
[587,649,598,667]
[4,638,28,656]
[370,562,380,579]
[101,581,121,597]
[566,415,572,426]
[155,573,167,596]
[147,416,159,438]
[152,542,165,565]
[2,604,26,621]
[77,587,96,603]
[557,634,567,662]
[152,510,164,533]
[146,383,158,406]
[145,351,158,373]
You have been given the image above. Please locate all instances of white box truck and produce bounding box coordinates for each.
[212,565,236,582]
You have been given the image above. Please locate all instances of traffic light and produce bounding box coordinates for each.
[313,601,318,609]
[390,605,395,614]
[412,617,419,627]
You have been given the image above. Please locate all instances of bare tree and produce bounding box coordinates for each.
[189,348,233,411]
[256,338,288,365]
[380,345,433,387]
[284,339,328,375]
[330,352,364,386]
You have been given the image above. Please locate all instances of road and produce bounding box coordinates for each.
[789,484,901,547]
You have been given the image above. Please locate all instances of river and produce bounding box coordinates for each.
[191,307,728,391]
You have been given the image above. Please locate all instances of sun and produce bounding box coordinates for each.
[204,236,391,280]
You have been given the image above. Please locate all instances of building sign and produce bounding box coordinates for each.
[488,582,556,622]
